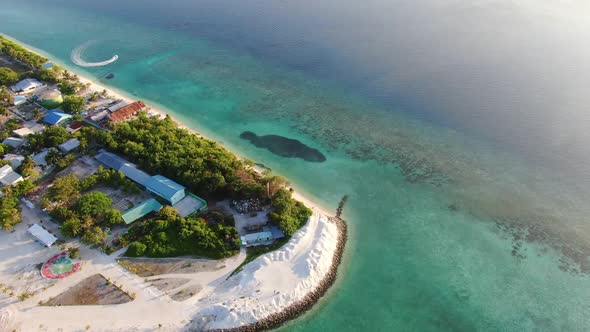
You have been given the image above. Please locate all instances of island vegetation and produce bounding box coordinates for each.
[85,113,265,199]
[123,206,240,259]
[0,35,47,69]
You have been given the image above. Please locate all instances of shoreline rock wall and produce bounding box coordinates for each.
[207,213,348,332]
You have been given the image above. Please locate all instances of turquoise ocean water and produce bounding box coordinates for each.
[3,1,590,330]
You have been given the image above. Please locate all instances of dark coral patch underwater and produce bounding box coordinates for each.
[240,131,326,163]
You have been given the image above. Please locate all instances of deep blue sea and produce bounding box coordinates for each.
[3,0,590,330]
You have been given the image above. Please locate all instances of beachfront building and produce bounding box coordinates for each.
[43,110,73,126]
[2,137,25,149]
[27,224,58,247]
[240,231,273,247]
[122,198,163,224]
[58,138,80,153]
[107,100,129,113]
[10,78,45,94]
[108,101,146,123]
[0,165,23,186]
[3,154,25,168]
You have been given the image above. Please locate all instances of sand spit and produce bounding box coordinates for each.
[188,213,347,331]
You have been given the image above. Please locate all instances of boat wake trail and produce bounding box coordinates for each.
[71,41,118,67]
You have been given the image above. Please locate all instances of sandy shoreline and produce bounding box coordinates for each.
[0,35,348,331]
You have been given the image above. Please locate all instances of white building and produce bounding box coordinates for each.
[0,165,23,186]
[58,138,80,153]
[27,224,57,247]
[13,123,46,138]
[10,78,45,94]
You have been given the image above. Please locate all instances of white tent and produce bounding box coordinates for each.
[27,224,57,247]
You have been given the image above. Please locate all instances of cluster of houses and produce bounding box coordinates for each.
[5,75,282,248]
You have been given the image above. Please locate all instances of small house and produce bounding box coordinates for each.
[58,138,80,154]
[0,165,23,186]
[3,154,25,168]
[10,78,45,94]
[12,123,44,138]
[32,150,49,166]
[2,137,25,149]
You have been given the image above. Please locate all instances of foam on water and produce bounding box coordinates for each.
[71,41,118,67]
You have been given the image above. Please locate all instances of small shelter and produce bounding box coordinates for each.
[122,199,163,224]
[240,231,273,247]
[27,224,57,247]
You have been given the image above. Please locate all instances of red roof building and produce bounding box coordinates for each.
[108,101,146,123]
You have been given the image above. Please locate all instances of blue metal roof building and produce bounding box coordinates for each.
[95,150,126,170]
[95,150,188,205]
[146,175,186,205]
[119,164,151,186]
[43,110,72,125]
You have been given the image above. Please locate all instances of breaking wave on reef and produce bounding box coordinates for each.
[71,41,118,67]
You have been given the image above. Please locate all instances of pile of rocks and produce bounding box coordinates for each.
[231,199,263,213]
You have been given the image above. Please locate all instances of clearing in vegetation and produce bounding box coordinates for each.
[42,274,133,306]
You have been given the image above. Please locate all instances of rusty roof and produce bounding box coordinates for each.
[108,101,146,123]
